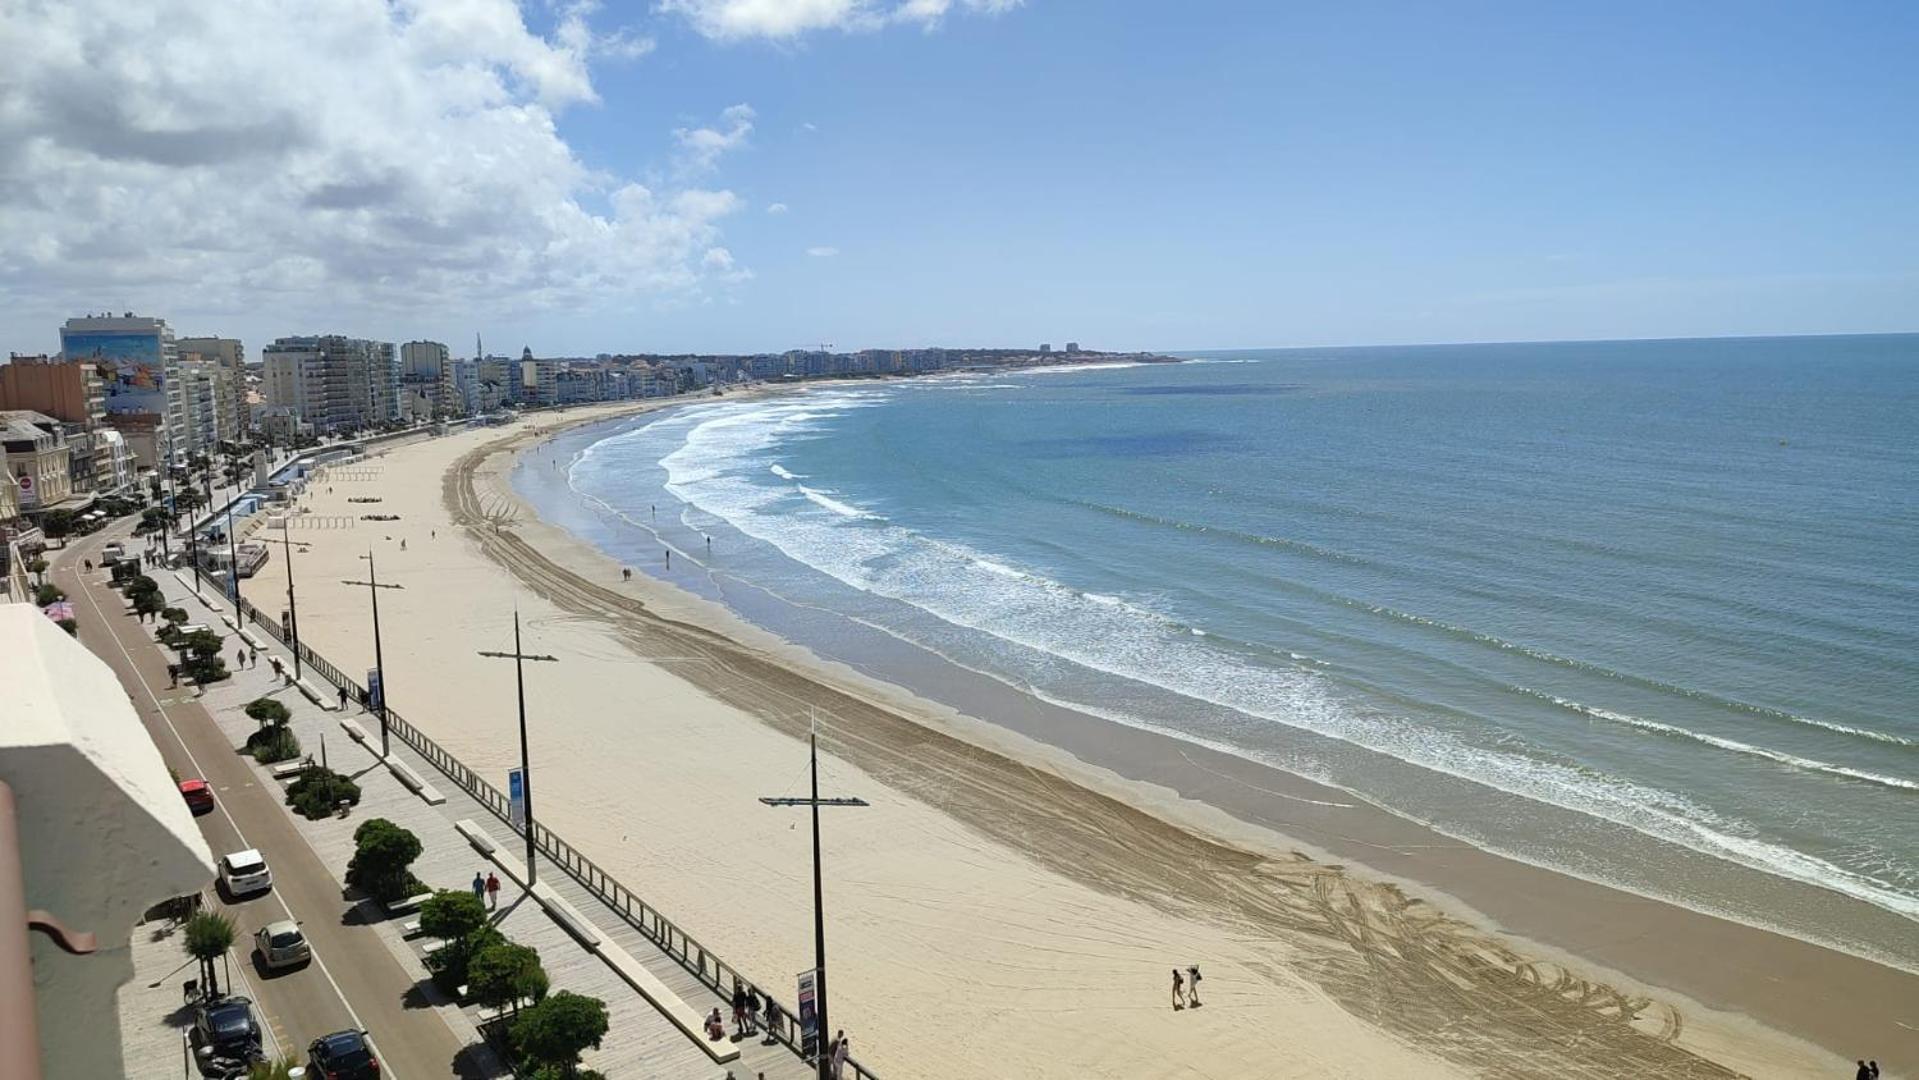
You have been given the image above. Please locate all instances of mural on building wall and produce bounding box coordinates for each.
[63,333,166,416]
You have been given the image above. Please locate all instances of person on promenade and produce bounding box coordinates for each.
[471,872,485,902]
[1187,965,1203,1007]
[249,647,258,668]
[168,663,180,688]
[338,685,348,709]
[831,1032,849,1079]
[1171,968,1185,1010]
[745,988,762,1036]
[731,983,747,1039]
[236,647,246,672]
[705,1008,725,1041]
[622,567,631,582]
[761,999,781,1044]
[485,871,501,909]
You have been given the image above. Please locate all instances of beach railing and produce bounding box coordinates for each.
[232,593,878,1079]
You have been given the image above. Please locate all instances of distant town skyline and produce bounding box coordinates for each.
[2,2,1914,356]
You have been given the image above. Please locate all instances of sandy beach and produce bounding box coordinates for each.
[235,400,1905,1079]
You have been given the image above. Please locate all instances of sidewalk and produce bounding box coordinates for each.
[155,569,812,1079]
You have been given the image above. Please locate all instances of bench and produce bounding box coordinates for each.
[599,941,739,1063]
[401,919,423,938]
[386,892,433,916]
[422,939,446,956]
[269,761,307,781]
[300,678,340,711]
[454,820,499,857]
[386,758,446,805]
[340,717,370,744]
[531,881,602,949]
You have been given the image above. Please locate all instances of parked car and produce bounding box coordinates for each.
[180,779,215,815]
[217,849,272,897]
[308,1029,381,1079]
[100,541,126,566]
[253,919,310,970]
[191,995,263,1075]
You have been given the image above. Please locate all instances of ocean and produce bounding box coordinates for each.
[517,334,1919,968]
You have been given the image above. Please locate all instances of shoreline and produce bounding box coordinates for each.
[242,398,1901,1077]
[505,401,1919,1069]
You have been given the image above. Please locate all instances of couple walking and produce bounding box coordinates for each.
[470,870,502,908]
[1171,965,1203,1009]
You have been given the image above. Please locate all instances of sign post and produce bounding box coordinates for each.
[366,668,384,713]
[508,768,526,832]
[796,969,819,1060]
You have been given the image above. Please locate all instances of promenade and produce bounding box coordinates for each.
[73,507,821,1079]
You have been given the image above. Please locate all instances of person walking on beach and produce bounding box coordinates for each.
[1186,965,1203,1006]
[471,872,485,902]
[664,548,671,570]
[1856,1062,1872,1080]
[1171,968,1185,1010]
[485,871,501,909]
[622,567,631,582]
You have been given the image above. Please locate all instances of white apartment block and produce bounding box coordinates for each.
[262,335,400,434]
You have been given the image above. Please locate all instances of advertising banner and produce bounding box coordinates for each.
[509,768,526,831]
[796,969,819,1058]
[366,667,384,712]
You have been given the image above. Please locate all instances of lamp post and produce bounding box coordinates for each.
[760,715,868,1079]
[279,521,302,680]
[341,550,402,757]
[479,611,558,884]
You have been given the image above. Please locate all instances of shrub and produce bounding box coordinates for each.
[33,583,64,607]
[243,726,301,764]
[111,560,139,585]
[469,940,547,1017]
[57,617,78,636]
[420,890,496,992]
[286,766,360,820]
[163,607,188,625]
[344,818,424,903]
[184,911,235,996]
[512,991,608,1076]
[133,588,166,619]
[245,697,293,727]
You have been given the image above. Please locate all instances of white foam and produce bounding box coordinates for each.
[632,393,1919,924]
[799,485,885,521]
[770,463,805,480]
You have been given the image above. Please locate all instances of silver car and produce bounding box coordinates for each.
[254,920,310,970]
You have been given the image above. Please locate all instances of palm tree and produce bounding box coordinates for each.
[184,910,235,998]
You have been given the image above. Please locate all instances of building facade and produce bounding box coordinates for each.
[59,313,177,464]
[262,336,399,434]
[0,412,74,514]
[175,337,246,444]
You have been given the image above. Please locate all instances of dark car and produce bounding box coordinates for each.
[308,1029,380,1079]
[180,779,215,815]
[191,996,262,1073]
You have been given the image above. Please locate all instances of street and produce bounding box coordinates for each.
[56,521,473,1079]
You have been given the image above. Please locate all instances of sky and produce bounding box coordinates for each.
[1,0,1915,356]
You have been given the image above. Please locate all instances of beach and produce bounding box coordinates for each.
[238,397,1904,1079]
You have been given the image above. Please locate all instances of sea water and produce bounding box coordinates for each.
[520,335,1919,966]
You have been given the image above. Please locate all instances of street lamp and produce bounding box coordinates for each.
[341,550,402,757]
[760,715,867,1079]
[278,520,302,680]
[478,611,558,885]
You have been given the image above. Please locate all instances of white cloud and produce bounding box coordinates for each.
[659,0,1022,41]
[0,0,743,330]
[766,202,789,214]
[806,246,840,257]
[674,103,756,173]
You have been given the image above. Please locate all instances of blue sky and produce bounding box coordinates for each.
[4,0,1915,355]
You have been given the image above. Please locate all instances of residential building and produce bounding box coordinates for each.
[400,341,450,420]
[175,337,246,443]
[262,336,399,433]
[518,347,557,407]
[175,361,222,454]
[2,605,215,1078]
[58,313,177,464]
[1039,343,1052,354]
[0,356,108,494]
[0,412,74,514]
[1066,342,1081,354]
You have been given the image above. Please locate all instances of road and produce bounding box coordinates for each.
[55,522,473,1079]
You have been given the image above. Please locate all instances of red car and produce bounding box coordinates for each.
[179,779,215,815]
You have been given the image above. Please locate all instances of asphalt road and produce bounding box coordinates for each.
[56,522,473,1079]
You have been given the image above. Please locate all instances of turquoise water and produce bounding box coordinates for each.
[523,335,1919,963]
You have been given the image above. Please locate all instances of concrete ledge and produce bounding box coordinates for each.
[269,761,307,782]
[341,717,370,744]
[219,612,240,632]
[239,629,267,650]
[387,892,434,916]
[531,880,603,950]
[296,677,339,711]
[387,757,446,805]
[454,819,498,856]
[599,941,739,1064]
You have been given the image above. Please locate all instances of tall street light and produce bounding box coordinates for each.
[760,715,868,1079]
[278,520,303,681]
[341,550,402,757]
[479,611,558,884]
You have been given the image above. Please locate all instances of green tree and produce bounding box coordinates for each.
[57,617,78,636]
[26,557,48,585]
[420,889,497,992]
[245,697,292,728]
[180,628,229,684]
[162,606,188,625]
[344,818,423,903]
[32,582,64,607]
[468,940,547,1017]
[512,991,608,1076]
[184,911,235,997]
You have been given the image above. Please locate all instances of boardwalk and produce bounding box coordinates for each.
[158,568,815,1079]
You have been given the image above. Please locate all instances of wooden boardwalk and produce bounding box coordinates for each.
[164,571,814,1079]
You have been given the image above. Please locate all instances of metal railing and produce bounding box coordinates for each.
[232,592,877,1079]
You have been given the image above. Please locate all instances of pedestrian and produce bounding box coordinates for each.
[471,872,485,902]
[168,663,180,688]
[705,1007,725,1041]
[270,656,282,678]
[338,685,348,709]
[622,567,631,582]
[1186,965,1203,1006]
[831,1032,849,1079]
[745,987,762,1035]
[1869,1062,1880,1080]
[1171,967,1185,1010]
[761,999,781,1044]
[485,871,501,909]
[731,982,747,1039]
[249,647,258,669]
[83,559,92,572]
[236,648,246,672]
[1857,1062,1872,1080]
[665,548,671,570]
[400,538,406,550]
